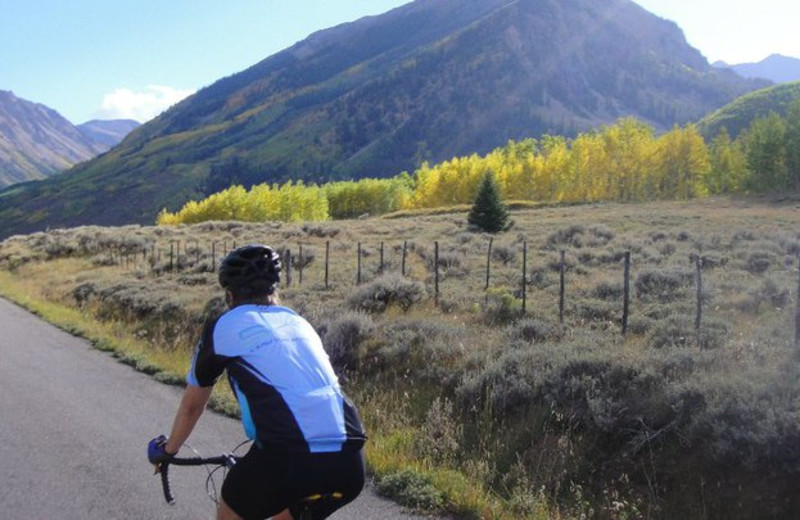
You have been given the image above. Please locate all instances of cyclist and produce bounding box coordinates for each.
[148,244,367,520]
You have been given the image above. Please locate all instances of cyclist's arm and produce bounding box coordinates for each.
[164,385,213,454]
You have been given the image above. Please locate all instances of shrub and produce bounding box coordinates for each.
[316,310,375,370]
[483,288,523,324]
[626,315,655,335]
[176,273,213,286]
[647,315,729,350]
[744,251,776,274]
[507,317,560,343]
[575,299,618,324]
[735,276,792,313]
[435,250,468,279]
[347,274,427,313]
[376,469,445,512]
[634,269,693,302]
[492,244,517,265]
[649,231,669,242]
[593,281,624,301]
[587,225,615,246]
[72,282,97,306]
[301,224,340,238]
[547,225,586,249]
[547,225,615,249]
[547,251,578,272]
[527,265,554,289]
[376,319,466,378]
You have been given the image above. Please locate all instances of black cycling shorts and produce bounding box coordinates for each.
[221,444,365,520]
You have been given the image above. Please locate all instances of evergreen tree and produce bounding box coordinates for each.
[468,171,509,233]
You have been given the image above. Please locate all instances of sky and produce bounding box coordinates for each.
[2,0,798,125]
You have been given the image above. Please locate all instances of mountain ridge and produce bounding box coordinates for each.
[0,90,139,188]
[0,0,768,239]
[715,54,800,84]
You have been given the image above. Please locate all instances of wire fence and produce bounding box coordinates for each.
[102,237,800,344]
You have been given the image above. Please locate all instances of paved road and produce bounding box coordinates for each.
[0,297,432,519]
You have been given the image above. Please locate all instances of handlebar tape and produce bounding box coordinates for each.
[160,464,175,505]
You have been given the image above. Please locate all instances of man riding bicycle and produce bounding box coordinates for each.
[149,244,367,520]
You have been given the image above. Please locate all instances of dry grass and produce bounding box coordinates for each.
[2,195,800,519]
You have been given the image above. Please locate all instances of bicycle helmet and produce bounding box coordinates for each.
[219,244,282,295]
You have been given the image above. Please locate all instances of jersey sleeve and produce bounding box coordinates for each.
[186,316,229,387]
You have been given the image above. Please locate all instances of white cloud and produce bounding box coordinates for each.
[94,85,196,122]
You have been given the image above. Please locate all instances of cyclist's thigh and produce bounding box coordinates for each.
[221,445,291,519]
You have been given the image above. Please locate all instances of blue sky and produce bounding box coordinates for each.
[2,0,798,124]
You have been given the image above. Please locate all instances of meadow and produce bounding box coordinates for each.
[2,195,800,519]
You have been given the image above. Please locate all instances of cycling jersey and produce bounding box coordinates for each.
[187,304,366,453]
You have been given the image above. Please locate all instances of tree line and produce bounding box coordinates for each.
[157,104,800,226]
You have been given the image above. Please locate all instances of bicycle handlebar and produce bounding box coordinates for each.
[157,453,238,505]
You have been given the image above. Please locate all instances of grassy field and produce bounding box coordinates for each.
[2,195,800,519]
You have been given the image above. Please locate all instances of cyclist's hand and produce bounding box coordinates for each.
[148,435,175,467]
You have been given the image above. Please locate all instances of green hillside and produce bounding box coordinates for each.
[698,81,800,138]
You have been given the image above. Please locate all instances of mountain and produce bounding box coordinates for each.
[0,91,139,188]
[77,119,140,148]
[0,0,767,239]
[698,81,800,139]
[715,54,800,84]
[0,90,105,187]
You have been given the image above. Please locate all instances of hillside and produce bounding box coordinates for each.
[698,81,800,139]
[0,90,105,187]
[0,91,139,188]
[0,0,766,238]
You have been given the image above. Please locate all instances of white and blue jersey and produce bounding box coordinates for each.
[187,304,366,453]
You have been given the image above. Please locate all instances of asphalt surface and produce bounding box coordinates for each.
[0,297,435,519]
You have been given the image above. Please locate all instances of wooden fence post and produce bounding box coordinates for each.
[211,242,216,273]
[521,241,527,314]
[402,241,408,277]
[170,242,174,273]
[357,243,362,285]
[434,241,440,306]
[485,237,493,307]
[559,250,566,324]
[380,242,385,273]
[298,245,304,286]
[796,254,800,344]
[622,251,631,336]
[284,249,292,288]
[695,255,703,347]
[485,237,493,289]
[325,241,330,290]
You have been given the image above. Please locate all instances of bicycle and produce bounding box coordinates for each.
[154,441,344,520]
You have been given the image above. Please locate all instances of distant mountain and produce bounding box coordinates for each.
[0,91,139,188]
[0,0,767,238]
[77,119,140,148]
[715,54,800,84]
[698,81,800,139]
